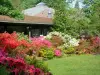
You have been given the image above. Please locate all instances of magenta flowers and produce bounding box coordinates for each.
[54,49,62,57]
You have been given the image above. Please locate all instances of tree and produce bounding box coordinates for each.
[20,0,39,9]
[83,0,100,35]
[75,0,79,9]
[0,0,24,20]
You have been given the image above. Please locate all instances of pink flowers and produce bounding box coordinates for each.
[54,49,62,57]
[0,32,52,75]
[31,36,52,50]
[93,36,100,46]
[0,55,46,75]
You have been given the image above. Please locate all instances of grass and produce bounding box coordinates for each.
[47,54,100,75]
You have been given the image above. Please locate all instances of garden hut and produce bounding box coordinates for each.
[0,2,54,37]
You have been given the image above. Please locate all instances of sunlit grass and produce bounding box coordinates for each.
[47,54,100,75]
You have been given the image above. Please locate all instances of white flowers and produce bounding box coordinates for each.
[46,31,62,38]
[69,38,79,47]
[46,31,79,49]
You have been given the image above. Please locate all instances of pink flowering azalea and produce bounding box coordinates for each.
[0,56,7,64]
[35,68,44,75]
[31,36,52,50]
[0,49,7,57]
[11,68,19,75]
[94,36,100,45]
[27,65,35,75]
[54,49,62,57]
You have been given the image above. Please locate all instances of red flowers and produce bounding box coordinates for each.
[0,32,52,75]
[0,32,32,55]
[0,32,19,51]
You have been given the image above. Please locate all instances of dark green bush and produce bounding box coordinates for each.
[0,65,9,75]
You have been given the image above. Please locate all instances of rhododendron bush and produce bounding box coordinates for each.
[1,31,99,75]
[0,32,52,56]
[46,31,79,48]
[0,32,31,55]
[45,31,79,54]
[0,50,51,75]
[31,36,52,56]
[54,49,62,57]
[0,32,52,75]
[76,36,100,54]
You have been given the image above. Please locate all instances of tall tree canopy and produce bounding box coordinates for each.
[0,0,24,20]
[83,0,100,35]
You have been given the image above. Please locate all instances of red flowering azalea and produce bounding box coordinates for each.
[20,39,31,47]
[0,32,19,51]
[0,32,11,40]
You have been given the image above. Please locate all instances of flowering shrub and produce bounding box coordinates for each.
[31,36,52,49]
[0,56,26,75]
[46,31,64,40]
[0,32,53,57]
[0,32,19,52]
[0,50,51,75]
[25,55,50,72]
[30,36,52,56]
[0,32,53,75]
[46,31,79,47]
[63,47,75,54]
[0,32,32,56]
[39,48,54,59]
[54,49,62,57]
[76,36,100,54]
[45,31,79,55]
[69,38,79,47]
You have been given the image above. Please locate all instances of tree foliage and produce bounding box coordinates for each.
[19,0,38,9]
[83,0,100,35]
[0,0,24,20]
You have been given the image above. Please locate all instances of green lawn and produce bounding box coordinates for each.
[47,54,100,75]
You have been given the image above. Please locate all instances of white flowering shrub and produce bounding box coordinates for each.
[46,31,64,40]
[45,31,80,50]
[69,38,79,47]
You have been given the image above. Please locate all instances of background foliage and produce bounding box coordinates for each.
[0,0,100,36]
[0,0,24,20]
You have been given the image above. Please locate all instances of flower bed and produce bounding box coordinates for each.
[0,32,52,75]
[0,31,99,75]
